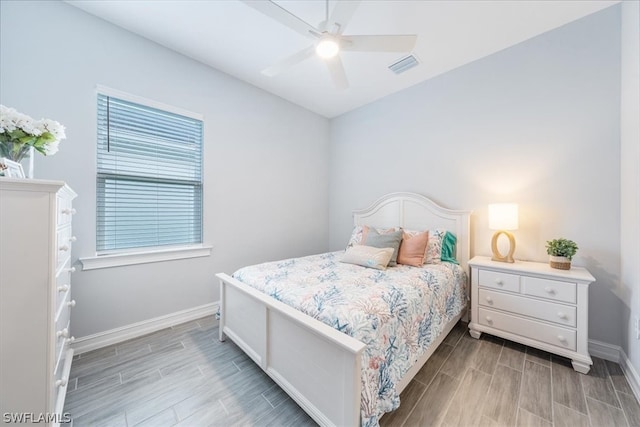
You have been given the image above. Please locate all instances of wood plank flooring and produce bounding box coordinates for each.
[380,322,640,427]
[66,317,640,426]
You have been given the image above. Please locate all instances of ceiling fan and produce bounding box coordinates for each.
[240,0,418,90]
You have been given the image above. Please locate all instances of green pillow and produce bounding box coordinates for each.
[441,231,458,264]
[364,228,403,267]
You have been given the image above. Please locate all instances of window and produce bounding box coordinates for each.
[96,92,203,253]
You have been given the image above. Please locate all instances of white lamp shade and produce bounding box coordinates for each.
[488,203,519,231]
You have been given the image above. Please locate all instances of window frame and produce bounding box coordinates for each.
[80,85,210,270]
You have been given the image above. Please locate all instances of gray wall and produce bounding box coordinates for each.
[0,1,330,337]
[621,1,640,378]
[329,6,623,345]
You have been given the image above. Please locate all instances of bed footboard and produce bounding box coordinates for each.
[217,273,366,427]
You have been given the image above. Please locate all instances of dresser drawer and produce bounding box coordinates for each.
[478,269,520,293]
[522,276,576,304]
[54,333,69,378]
[53,343,71,415]
[56,261,71,311]
[479,288,577,327]
[56,226,73,270]
[57,196,75,226]
[478,307,576,351]
[55,288,74,327]
[55,294,71,360]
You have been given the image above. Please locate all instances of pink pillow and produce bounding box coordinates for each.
[397,230,429,267]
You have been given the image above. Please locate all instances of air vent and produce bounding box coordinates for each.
[388,54,420,74]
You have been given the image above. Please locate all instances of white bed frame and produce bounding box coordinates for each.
[216,192,471,426]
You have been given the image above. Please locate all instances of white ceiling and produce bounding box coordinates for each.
[66,0,618,118]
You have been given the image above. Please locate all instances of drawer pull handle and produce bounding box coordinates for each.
[557,312,568,320]
[544,286,556,294]
[67,267,76,274]
[485,316,493,324]
[68,300,76,308]
[485,296,493,304]
[62,208,77,215]
[59,244,70,252]
[57,284,70,293]
[557,335,566,342]
[55,379,68,388]
[495,279,504,286]
[57,328,69,339]
[69,236,77,243]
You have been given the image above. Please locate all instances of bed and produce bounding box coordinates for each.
[216,192,471,426]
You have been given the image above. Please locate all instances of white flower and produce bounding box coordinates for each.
[43,139,60,156]
[0,105,66,157]
[37,118,66,140]
[21,120,42,136]
[0,105,18,133]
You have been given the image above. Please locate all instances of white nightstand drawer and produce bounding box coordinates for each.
[479,288,577,327]
[522,276,576,304]
[469,256,594,373]
[478,269,520,293]
[478,307,577,351]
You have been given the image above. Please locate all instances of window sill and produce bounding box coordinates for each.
[79,245,213,271]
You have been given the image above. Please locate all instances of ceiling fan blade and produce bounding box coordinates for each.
[341,35,417,52]
[325,55,349,90]
[327,0,361,34]
[240,0,317,39]
[262,45,316,77]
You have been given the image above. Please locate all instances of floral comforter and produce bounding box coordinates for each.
[233,251,467,426]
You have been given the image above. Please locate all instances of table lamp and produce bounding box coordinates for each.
[488,203,518,263]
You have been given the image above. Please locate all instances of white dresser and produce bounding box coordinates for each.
[468,256,595,373]
[1,179,77,425]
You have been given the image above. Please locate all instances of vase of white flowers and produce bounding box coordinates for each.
[0,105,66,178]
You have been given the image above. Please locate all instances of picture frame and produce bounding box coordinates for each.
[0,158,26,178]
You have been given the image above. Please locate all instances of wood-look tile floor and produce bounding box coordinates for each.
[66,317,640,427]
[65,316,316,427]
[380,321,640,427]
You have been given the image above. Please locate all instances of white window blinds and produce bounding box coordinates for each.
[97,94,203,252]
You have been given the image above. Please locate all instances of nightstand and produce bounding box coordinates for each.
[468,256,595,374]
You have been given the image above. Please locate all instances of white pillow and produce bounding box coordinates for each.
[340,245,395,270]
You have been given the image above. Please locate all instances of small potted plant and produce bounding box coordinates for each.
[546,238,578,270]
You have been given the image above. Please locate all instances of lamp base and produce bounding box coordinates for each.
[491,230,516,263]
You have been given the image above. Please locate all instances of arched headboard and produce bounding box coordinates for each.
[353,192,472,270]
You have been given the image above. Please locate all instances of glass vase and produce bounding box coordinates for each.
[0,141,33,178]
[0,140,31,162]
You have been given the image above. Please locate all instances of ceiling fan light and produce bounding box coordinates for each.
[316,38,339,59]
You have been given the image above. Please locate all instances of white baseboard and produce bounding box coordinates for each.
[588,339,622,362]
[72,302,219,355]
[589,339,640,402]
[621,351,640,403]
